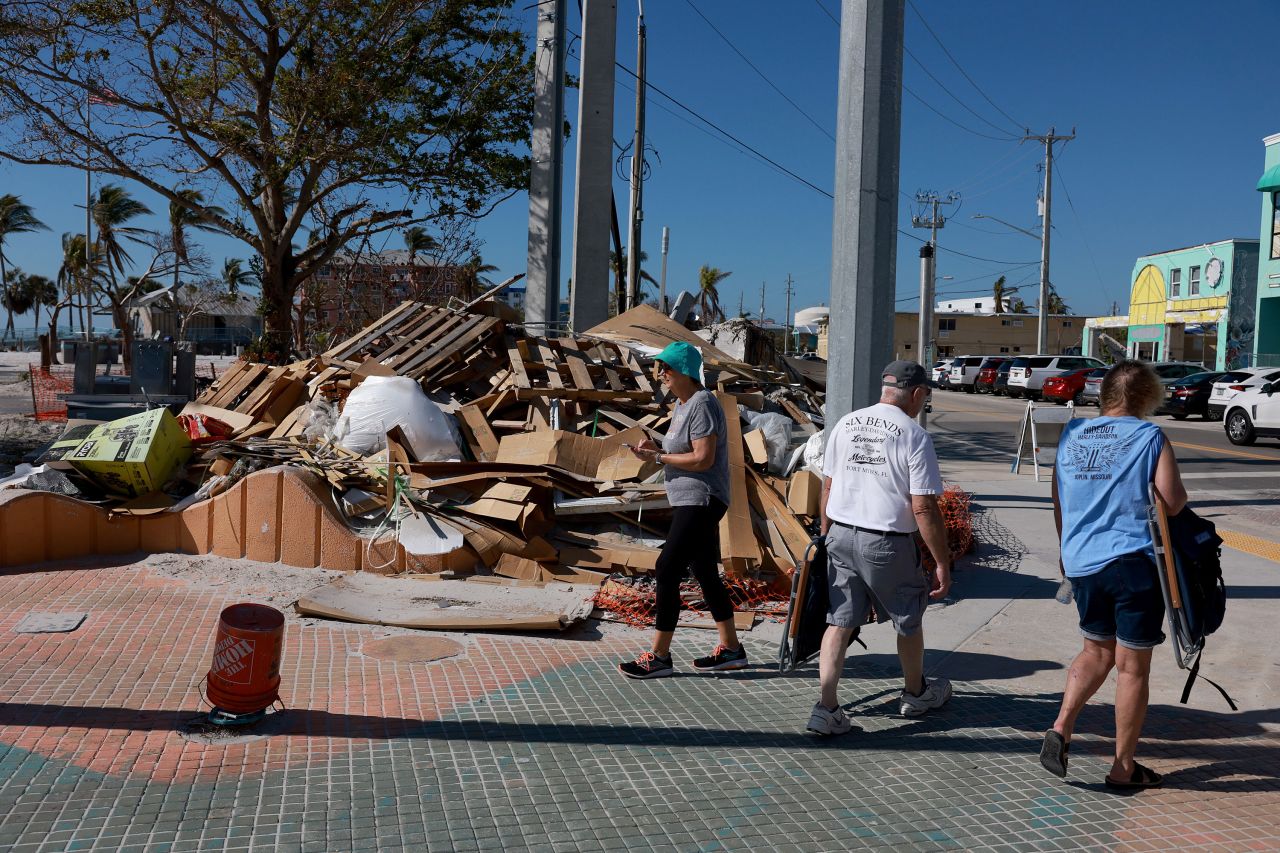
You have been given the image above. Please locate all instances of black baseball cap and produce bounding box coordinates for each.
[882,360,928,389]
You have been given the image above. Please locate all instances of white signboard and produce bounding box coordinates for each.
[1011,402,1076,481]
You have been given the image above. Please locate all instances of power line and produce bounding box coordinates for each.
[1055,161,1116,307]
[683,0,835,142]
[906,0,1025,134]
[902,82,1019,142]
[612,58,835,199]
[896,228,1038,265]
[903,46,1018,139]
[812,0,839,24]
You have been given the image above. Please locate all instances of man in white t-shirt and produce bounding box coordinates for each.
[806,360,955,736]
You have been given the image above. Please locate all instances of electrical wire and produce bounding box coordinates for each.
[1055,162,1116,307]
[896,228,1039,265]
[903,46,1019,140]
[906,0,1025,135]
[901,83,1019,143]
[812,0,839,24]
[682,0,835,142]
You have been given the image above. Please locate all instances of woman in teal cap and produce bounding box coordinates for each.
[619,340,747,678]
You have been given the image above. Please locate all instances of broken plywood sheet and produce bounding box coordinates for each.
[495,427,653,481]
[296,573,596,632]
[715,391,762,574]
[583,304,739,366]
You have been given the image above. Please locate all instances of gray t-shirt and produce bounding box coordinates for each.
[662,388,731,507]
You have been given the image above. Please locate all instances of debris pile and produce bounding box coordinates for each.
[3,295,972,631]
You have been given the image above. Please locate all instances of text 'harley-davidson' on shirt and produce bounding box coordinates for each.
[821,402,943,533]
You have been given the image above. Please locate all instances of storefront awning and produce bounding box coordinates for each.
[1256,163,1280,192]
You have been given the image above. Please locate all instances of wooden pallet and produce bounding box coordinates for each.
[506,338,655,401]
[322,301,504,387]
[196,360,311,421]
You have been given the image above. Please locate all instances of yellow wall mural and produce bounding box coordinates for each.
[1129,265,1167,326]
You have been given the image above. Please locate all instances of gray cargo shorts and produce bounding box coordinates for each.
[826,523,928,637]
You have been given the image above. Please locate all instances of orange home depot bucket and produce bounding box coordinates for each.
[206,603,285,715]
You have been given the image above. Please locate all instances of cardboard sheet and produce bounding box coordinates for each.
[715,392,762,573]
[296,574,596,631]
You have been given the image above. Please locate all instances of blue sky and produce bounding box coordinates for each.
[3,0,1279,330]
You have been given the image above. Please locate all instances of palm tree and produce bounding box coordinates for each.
[54,233,98,345]
[610,249,658,305]
[221,258,258,294]
[697,265,731,323]
[456,254,498,303]
[0,195,49,341]
[24,273,57,332]
[1047,290,1070,315]
[168,189,227,293]
[0,269,36,339]
[91,185,152,367]
[992,275,1007,314]
[1007,295,1030,314]
[402,226,438,298]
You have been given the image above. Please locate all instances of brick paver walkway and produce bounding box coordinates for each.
[1,564,1277,851]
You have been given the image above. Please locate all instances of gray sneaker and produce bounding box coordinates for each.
[806,702,852,736]
[899,678,953,717]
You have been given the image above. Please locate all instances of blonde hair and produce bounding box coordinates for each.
[1099,361,1163,417]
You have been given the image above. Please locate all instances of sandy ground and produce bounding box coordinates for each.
[0,415,62,477]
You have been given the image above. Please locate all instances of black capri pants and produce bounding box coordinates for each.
[654,498,734,632]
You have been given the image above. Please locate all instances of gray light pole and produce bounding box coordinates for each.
[916,243,934,426]
[525,0,566,331]
[568,0,617,332]
[1024,127,1075,353]
[625,1,647,311]
[826,0,905,422]
[658,226,670,314]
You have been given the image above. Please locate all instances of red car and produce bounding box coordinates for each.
[974,357,1011,393]
[1041,367,1095,405]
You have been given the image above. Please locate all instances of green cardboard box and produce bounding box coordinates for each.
[66,409,192,497]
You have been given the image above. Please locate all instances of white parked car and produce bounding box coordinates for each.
[1006,355,1105,400]
[1207,367,1280,421]
[931,359,954,388]
[1223,381,1280,445]
[947,355,987,392]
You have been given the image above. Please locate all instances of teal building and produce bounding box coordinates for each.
[1084,239,1258,370]
[1253,131,1280,366]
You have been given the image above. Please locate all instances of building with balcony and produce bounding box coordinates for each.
[1253,132,1280,367]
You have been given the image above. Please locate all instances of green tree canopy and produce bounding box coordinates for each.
[0,0,533,357]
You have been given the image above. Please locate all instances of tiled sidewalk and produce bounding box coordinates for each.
[0,564,1277,851]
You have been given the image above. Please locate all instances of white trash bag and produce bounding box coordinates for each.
[336,375,462,461]
[803,429,826,477]
[741,408,795,475]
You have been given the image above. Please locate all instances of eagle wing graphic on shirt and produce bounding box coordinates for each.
[1062,431,1145,474]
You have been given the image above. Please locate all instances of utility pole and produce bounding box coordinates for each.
[737,291,744,319]
[916,243,934,427]
[783,273,794,355]
[911,190,958,377]
[85,94,93,346]
[827,0,905,421]
[759,282,766,324]
[625,2,647,311]
[1024,126,1075,353]
[525,0,566,331]
[658,226,670,314]
[568,0,617,332]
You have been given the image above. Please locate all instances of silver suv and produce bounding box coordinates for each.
[947,355,987,392]
[1007,354,1105,400]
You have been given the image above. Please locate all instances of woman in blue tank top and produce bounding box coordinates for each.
[1039,361,1187,791]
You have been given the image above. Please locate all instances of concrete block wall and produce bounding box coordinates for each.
[0,466,477,573]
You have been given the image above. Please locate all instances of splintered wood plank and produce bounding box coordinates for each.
[558,343,596,391]
[507,346,533,388]
[323,300,420,360]
[403,315,497,378]
[458,405,500,461]
[236,366,287,414]
[209,363,264,408]
[382,307,458,367]
[588,345,626,391]
[625,352,654,393]
[199,360,249,403]
[534,342,564,388]
[780,398,812,425]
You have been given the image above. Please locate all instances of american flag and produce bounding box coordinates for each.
[88,86,120,106]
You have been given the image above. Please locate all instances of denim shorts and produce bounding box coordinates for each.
[1069,552,1166,650]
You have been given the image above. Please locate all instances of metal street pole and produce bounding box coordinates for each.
[783,273,793,355]
[568,0,617,332]
[525,0,566,330]
[826,0,905,422]
[658,226,669,314]
[625,2,647,311]
[85,94,93,346]
[916,243,934,426]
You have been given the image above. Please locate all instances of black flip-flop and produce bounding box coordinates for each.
[1105,762,1163,790]
[1039,730,1069,778]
